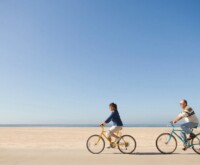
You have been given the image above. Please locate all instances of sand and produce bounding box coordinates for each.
[0,127,200,165]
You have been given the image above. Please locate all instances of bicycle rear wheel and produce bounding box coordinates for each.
[118,135,136,154]
[192,133,200,154]
[156,133,177,154]
[86,135,105,154]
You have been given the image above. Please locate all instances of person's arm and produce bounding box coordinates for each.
[172,115,183,123]
[100,112,114,126]
[172,113,186,123]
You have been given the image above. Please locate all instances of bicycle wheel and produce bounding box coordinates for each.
[156,133,177,154]
[118,135,136,154]
[192,133,200,154]
[86,135,105,154]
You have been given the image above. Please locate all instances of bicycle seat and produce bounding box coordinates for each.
[193,126,198,129]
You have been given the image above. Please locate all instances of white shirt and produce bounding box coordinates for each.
[179,106,199,123]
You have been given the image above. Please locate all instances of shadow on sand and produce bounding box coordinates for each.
[132,152,179,155]
[103,152,196,155]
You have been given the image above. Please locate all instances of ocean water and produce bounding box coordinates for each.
[0,124,181,127]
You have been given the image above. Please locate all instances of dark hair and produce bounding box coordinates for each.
[183,99,188,105]
[109,103,117,110]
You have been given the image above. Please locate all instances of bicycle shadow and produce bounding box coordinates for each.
[132,152,179,155]
[103,152,196,155]
[102,152,168,155]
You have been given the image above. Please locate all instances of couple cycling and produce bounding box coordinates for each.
[101,100,199,150]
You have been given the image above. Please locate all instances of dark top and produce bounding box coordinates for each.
[105,110,123,126]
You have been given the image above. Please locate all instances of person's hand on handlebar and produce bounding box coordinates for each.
[170,120,176,124]
[99,122,106,127]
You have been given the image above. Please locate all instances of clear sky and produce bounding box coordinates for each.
[0,0,200,124]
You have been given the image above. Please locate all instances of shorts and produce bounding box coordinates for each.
[106,126,123,138]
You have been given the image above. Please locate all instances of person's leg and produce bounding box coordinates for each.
[106,126,122,142]
[187,123,198,140]
[106,126,116,142]
[109,126,122,144]
[111,126,122,139]
[106,126,117,148]
[180,123,190,151]
[181,122,192,142]
[180,122,198,150]
[180,123,192,142]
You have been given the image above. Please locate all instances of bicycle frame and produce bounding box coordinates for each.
[96,126,126,147]
[167,124,199,147]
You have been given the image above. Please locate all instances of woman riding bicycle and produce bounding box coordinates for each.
[100,103,123,146]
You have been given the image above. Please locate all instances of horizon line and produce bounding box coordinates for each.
[0,123,185,127]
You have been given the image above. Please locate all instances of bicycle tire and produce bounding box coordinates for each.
[118,135,137,154]
[156,133,177,154]
[86,135,105,154]
[192,133,200,154]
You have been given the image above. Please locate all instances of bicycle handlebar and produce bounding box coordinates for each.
[99,125,105,132]
[169,122,175,127]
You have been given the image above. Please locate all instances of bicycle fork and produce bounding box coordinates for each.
[166,132,174,144]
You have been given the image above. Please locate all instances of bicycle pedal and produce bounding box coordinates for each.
[182,145,190,151]
[110,142,117,148]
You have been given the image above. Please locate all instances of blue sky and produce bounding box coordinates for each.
[0,0,200,124]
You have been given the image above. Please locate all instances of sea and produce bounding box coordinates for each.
[0,124,182,127]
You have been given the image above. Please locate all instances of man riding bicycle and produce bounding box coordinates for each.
[172,99,199,150]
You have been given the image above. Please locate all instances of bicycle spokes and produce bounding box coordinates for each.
[118,135,136,154]
[156,133,177,154]
[192,133,200,154]
[86,135,105,154]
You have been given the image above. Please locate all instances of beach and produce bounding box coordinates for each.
[0,127,200,165]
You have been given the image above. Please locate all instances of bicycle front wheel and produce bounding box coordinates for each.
[156,133,177,154]
[86,135,105,154]
[192,133,200,154]
[118,135,136,154]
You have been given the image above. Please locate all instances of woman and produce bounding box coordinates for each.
[100,103,123,144]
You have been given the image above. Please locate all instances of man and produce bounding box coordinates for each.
[172,99,199,150]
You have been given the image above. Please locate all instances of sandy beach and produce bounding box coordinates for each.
[0,127,200,165]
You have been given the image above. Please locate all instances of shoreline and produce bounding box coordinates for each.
[0,124,186,127]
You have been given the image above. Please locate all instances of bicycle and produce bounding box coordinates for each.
[156,123,200,154]
[86,126,137,154]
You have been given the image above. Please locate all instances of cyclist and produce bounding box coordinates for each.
[171,99,199,150]
[100,103,123,146]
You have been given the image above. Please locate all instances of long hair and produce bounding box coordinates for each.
[109,103,117,111]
